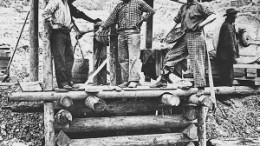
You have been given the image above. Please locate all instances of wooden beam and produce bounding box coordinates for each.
[197,106,208,146]
[42,0,54,145]
[68,133,192,146]
[44,102,55,146]
[9,86,260,101]
[42,0,53,90]
[109,25,121,85]
[55,115,196,133]
[29,0,39,81]
[144,0,154,50]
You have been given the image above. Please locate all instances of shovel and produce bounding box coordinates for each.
[2,11,30,82]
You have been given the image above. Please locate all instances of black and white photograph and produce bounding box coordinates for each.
[0,0,260,145]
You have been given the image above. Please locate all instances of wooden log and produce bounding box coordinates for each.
[188,94,214,108]
[55,130,70,146]
[68,133,192,146]
[55,115,197,133]
[3,100,163,117]
[9,86,260,101]
[29,0,39,81]
[183,104,198,121]
[182,124,198,140]
[209,138,260,146]
[161,93,180,106]
[84,95,107,112]
[44,102,55,146]
[197,106,208,146]
[55,109,72,125]
[59,96,73,108]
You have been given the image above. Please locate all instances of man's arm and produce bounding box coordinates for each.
[139,0,155,21]
[69,3,99,23]
[198,4,216,29]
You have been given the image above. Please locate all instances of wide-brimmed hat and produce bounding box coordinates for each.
[223,8,240,16]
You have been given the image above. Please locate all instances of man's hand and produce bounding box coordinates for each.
[136,19,144,29]
[95,27,103,36]
[75,31,83,40]
[94,18,102,23]
[233,58,238,64]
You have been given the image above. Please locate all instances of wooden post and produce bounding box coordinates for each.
[144,0,154,50]
[93,24,107,85]
[197,106,208,146]
[44,102,55,146]
[109,25,121,85]
[42,0,53,90]
[29,0,39,81]
[43,0,54,145]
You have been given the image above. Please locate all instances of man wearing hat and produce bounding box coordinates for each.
[216,8,240,86]
[151,0,216,95]
[42,0,101,90]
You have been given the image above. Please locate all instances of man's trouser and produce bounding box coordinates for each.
[50,29,74,88]
[118,30,141,82]
[217,59,234,86]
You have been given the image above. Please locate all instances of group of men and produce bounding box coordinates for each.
[42,0,240,92]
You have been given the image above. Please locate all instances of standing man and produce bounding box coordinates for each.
[216,8,240,86]
[97,0,155,88]
[42,0,100,90]
[151,0,216,95]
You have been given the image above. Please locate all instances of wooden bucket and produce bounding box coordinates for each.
[0,46,11,74]
[95,29,110,46]
[72,58,89,83]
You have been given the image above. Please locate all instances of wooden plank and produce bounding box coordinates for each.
[234,64,260,69]
[29,0,39,81]
[55,115,196,133]
[68,133,192,146]
[19,82,42,92]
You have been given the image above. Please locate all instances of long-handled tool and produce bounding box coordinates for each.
[203,31,217,113]
[2,11,30,82]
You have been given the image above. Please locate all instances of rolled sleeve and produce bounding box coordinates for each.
[42,0,59,20]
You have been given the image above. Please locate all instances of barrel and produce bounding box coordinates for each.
[72,58,89,83]
[0,46,11,74]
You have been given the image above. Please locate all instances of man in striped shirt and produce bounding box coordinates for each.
[43,0,100,90]
[97,0,155,88]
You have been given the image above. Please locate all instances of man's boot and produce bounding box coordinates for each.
[150,74,169,88]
